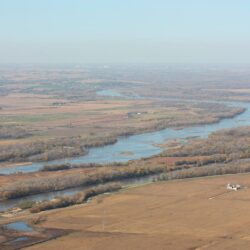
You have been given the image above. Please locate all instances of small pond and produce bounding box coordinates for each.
[5,221,33,232]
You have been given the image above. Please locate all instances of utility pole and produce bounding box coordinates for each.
[102,209,106,231]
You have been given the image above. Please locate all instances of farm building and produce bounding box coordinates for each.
[227,183,241,191]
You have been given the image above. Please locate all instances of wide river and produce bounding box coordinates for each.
[0,100,250,211]
[0,100,250,175]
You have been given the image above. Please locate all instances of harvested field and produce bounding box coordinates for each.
[15,173,250,250]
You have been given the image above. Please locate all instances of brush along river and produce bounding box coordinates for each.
[0,175,159,212]
[0,101,249,175]
[0,101,249,212]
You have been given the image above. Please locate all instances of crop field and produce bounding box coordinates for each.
[5,173,250,250]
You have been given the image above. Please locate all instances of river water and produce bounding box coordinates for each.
[0,99,250,212]
[0,175,158,212]
[0,101,249,175]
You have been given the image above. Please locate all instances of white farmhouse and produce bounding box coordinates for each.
[227,183,241,191]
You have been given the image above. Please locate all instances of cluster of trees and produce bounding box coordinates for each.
[154,126,250,181]
[0,125,31,139]
[0,139,85,163]
[41,163,74,171]
[0,135,117,163]
[174,154,228,167]
[0,165,166,200]
[29,183,122,213]
[157,161,250,181]
[40,162,128,172]
[117,106,245,137]
[165,127,250,162]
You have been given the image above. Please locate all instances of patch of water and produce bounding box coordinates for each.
[0,187,84,212]
[0,175,159,212]
[5,221,33,232]
[10,236,29,244]
[96,89,124,97]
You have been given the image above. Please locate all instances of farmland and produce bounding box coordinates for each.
[1,65,250,249]
[2,173,250,250]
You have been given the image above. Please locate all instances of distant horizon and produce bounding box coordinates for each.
[1,62,250,67]
[1,0,250,64]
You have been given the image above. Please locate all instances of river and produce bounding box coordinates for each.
[0,175,159,212]
[0,101,249,175]
[0,100,250,212]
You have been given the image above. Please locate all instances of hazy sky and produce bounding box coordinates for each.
[0,0,250,64]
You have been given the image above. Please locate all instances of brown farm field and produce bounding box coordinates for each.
[10,173,250,250]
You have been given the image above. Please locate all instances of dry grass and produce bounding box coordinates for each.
[20,173,250,250]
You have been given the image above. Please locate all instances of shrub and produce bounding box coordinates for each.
[18,200,36,209]
[0,165,166,200]
[30,183,122,213]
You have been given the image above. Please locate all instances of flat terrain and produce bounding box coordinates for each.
[0,64,249,165]
[1,65,250,249]
[20,173,250,250]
